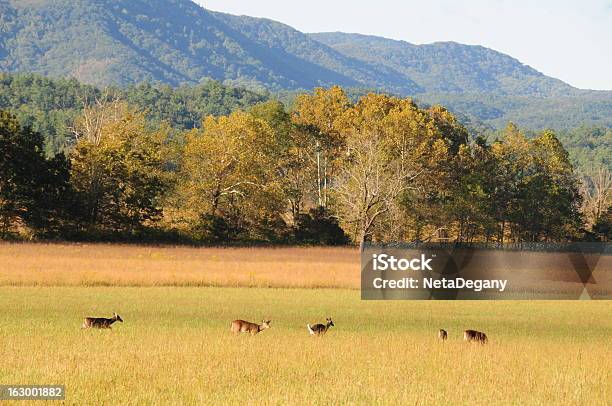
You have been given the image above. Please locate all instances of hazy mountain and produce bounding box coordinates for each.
[308,32,577,97]
[0,0,591,95]
[0,0,413,91]
[0,0,610,129]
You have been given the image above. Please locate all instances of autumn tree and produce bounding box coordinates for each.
[292,86,350,208]
[332,94,448,243]
[69,101,168,234]
[581,167,611,229]
[401,105,473,242]
[427,105,469,154]
[176,111,285,241]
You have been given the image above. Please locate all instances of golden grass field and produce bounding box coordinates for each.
[0,243,358,288]
[0,243,610,405]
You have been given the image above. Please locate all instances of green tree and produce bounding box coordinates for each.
[592,206,611,241]
[489,125,582,242]
[0,110,71,237]
[250,100,318,221]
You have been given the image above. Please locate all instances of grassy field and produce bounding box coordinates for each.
[0,243,358,288]
[0,243,610,404]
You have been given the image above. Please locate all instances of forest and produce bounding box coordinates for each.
[1,76,610,244]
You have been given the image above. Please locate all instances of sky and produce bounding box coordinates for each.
[195,0,612,90]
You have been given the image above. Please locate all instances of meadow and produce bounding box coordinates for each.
[0,243,358,288]
[0,243,610,405]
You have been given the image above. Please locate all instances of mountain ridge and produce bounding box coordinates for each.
[308,31,578,97]
[0,0,610,129]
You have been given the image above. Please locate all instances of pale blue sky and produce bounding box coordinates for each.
[195,0,612,90]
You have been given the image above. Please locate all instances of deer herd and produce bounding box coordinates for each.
[81,313,488,343]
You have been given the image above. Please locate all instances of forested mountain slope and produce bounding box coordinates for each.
[0,0,610,129]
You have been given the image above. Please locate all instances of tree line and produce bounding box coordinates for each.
[0,73,267,156]
[1,86,610,244]
[2,73,610,175]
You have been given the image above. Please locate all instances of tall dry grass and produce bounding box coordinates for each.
[0,242,360,288]
[1,242,609,295]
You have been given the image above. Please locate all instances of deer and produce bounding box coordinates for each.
[464,329,488,344]
[230,319,271,335]
[307,318,334,336]
[81,312,123,329]
[438,329,448,341]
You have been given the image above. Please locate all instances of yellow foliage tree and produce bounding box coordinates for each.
[177,111,284,240]
[70,100,168,232]
[333,94,448,243]
[292,86,351,208]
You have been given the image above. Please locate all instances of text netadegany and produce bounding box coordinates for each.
[372,277,508,292]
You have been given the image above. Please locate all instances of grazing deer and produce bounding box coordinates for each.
[438,329,448,341]
[464,329,488,344]
[307,318,334,336]
[82,313,123,329]
[230,319,271,335]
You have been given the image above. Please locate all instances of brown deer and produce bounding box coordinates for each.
[230,319,271,335]
[82,313,123,329]
[464,329,488,344]
[307,318,334,336]
[438,329,448,341]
